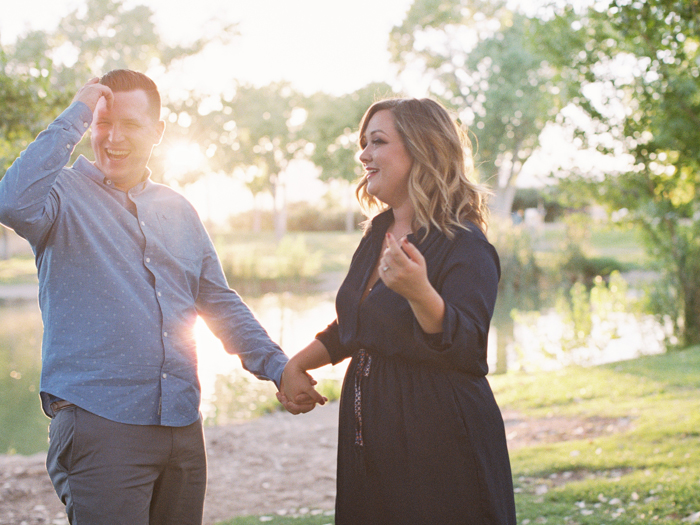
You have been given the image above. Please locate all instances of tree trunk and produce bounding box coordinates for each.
[273,178,287,242]
[682,269,700,346]
[491,184,518,218]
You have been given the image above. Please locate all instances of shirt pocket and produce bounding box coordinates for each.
[156,210,201,260]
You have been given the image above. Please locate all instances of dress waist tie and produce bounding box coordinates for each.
[353,348,372,447]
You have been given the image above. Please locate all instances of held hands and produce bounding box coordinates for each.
[277,363,328,415]
[72,77,114,113]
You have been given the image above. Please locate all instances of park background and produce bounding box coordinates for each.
[1,0,699,524]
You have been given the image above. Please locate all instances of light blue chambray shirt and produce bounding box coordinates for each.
[0,102,288,426]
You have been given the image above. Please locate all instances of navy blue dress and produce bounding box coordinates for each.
[316,209,516,524]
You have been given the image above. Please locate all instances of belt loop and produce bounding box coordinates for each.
[50,400,76,417]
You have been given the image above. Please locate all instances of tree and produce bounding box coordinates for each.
[302,83,395,231]
[389,0,566,216]
[185,83,308,239]
[1,0,233,179]
[545,0,700,346]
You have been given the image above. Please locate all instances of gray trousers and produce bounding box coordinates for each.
[46,405,207,525]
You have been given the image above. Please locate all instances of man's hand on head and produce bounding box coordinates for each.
[72,77,114,113]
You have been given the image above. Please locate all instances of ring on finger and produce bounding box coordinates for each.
[382,266,390,272]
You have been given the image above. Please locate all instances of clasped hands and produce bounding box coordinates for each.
[277,362,327,415]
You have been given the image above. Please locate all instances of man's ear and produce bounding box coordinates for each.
[154,120,166,145]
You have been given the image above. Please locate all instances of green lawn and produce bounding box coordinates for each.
[0,255,37,285]
[491,347,700,524]
[218,346,700,524]
[213,231,362,275]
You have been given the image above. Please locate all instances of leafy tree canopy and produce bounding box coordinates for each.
[544,0,700,346]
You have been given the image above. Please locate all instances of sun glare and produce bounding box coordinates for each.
[164,140,206,178]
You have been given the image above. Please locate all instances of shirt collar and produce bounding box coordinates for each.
[73,155,151,193]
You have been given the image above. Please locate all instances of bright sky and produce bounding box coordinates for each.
[1,0,414,96]
[1,0,418,219]
[1,0,572,214]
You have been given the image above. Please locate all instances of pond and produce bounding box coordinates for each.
[0,291,345,455]
[0,285,667,455]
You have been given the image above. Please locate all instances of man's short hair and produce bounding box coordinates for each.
[99,69,161,122]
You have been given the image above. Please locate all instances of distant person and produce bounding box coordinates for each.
[279,98,516,524]
[0,69,323,525]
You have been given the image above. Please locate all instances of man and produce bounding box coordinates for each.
[0,70,325,524]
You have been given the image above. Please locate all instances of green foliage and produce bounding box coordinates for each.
[285,202,363,233]
[558,214,630,287]
[203,371,341,428]
[389,0,568,214]
[543,0,700,346]
[490,223,543,308]
[0,255,38,284]
[221,236,322,295]
[0,51,71,172]
[1,0,233,179]
[301,83,395,184]
[0,304,46,455]
[205,368,280,425]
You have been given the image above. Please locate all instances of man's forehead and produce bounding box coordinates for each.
[94,90,151,117]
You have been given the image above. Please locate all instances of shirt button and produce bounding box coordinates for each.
[162,373,167,379]
[106,180,113,185]
[83,122,88,128]
[145,257,151,263]
[66,144,71,149]
[157,291,162,297]
[163,331,168,337]
[141,221,146,226]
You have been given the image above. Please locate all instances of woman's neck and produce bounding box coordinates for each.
[390,204,415,236]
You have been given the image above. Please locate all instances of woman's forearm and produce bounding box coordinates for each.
[407,285,446,335]
[288,338,333,372]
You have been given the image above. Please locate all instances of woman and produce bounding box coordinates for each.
[280,98,516,524]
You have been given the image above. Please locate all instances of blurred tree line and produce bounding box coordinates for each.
[1,0,698,345]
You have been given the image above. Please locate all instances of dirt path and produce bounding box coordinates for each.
[0,402,632,525]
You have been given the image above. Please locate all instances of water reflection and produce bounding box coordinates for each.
[0,292,344,454]
[195,291,346,425]
[0,288,667,455]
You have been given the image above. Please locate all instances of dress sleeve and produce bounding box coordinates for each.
[315,319,349,365]
[0,102,93,247]
[195,227,288,388]
[412,235,499,376]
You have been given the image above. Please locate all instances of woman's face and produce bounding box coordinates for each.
[359,109,413,208]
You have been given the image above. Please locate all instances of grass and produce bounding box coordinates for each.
[6,223,694,523]
[214,231,362,275]
[216,346,700,524]
[532,222,649,269]
[491,346,700,525]
[0,254,37,285]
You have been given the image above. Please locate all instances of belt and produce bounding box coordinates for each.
[50,399,76,415]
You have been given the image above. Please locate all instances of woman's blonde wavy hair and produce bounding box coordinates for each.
[356,98,490,238]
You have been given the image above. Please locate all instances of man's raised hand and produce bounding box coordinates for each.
[72,77,114,113]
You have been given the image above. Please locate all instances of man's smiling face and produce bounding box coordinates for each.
[90,89,164,191]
